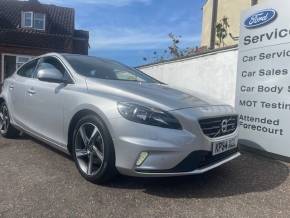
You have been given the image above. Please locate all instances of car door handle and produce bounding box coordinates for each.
[27,89,36,95]
[9,84,14,90]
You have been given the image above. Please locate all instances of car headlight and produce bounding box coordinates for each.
[117,102,182,130]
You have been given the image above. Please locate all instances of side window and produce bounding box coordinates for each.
[17,59,38,78]
[37,57,66,76]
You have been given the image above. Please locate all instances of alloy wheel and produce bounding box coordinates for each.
[74,123,105,176]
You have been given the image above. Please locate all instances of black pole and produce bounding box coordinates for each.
[210,0,218,49]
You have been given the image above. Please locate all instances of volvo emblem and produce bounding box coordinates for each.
[244,9,277,29]
[221,119,228,133]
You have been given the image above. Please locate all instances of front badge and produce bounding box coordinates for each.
[244,9,277,29]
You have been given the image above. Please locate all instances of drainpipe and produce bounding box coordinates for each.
[210,0,218,49]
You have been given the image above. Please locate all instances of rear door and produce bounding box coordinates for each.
[7,59,39,127]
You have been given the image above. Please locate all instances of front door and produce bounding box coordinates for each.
[25,56,70,147]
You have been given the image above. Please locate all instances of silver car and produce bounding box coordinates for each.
[0,53,240,183]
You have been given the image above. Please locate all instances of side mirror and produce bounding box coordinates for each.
[37,68,64,83]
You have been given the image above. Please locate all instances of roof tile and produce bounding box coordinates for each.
[0,0,75,35]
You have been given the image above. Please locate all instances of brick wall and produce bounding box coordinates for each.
[73,39,89,55]
[0,45,70,56]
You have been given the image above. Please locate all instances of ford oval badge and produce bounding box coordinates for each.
[244,9,277,29]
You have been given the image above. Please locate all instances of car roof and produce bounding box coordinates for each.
[39,53,114,63]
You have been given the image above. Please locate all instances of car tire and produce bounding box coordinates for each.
[0,102,19,138]
[72,114,117,184]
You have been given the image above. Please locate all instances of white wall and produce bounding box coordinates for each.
[139,48,238,106]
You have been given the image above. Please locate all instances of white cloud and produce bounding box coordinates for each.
[42,0,152,7]
[90,26,199,50]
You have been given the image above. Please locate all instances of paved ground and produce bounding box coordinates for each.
[0,135,289,218]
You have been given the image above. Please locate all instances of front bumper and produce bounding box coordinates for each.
[134,152,240,177]
[110,111,239,177]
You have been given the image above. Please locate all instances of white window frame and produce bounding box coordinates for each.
[22,11,33,28]
[1,54,33,83]
[33,13,46,31]
[16,56,32,70]
[21,11,46,30]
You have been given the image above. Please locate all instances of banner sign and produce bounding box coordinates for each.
[236,1,290,157]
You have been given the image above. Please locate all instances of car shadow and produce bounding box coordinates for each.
[19,133,73,160]
[18,134,289,199]
[106,151,289,199]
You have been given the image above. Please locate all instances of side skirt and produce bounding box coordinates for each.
[12,123,70,155]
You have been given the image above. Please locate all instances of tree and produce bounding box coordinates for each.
[216,16,230,47]
[143,33,205,64]
[168,33,183,58]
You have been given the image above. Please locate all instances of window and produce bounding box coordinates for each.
[23,12,33,27]
[17,59,38,78]
[2,55,33,81]
[64,55,160,83]
[3,56,16,80]
[34,13,45,30]
[16,56,32,69]
[115,71,141,81]
[22,11,45,30]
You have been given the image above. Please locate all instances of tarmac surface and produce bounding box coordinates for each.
[0,135,289,218]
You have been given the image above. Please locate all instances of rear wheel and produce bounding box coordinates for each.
[0,102,19,138]
[72,114,117,184]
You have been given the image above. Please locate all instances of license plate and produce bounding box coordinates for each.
[212,138,237,156]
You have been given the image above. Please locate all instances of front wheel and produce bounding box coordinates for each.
[72,114,117,184]
[0,102,19,138]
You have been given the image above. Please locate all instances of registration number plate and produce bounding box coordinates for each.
[212,138,237,156]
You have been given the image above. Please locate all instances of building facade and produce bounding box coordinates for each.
[201,0,266,49]
[0,0,89,83]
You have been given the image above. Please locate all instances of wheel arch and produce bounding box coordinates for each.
[67,109,94,154]
[67,109,115,155]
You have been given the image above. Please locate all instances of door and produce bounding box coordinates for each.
[25,56,71,146]
[7,59,39,127]
[4,55,16,79]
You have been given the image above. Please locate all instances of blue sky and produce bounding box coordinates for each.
[42,0,204,66]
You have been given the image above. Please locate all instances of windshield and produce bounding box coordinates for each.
[64,55,160,83]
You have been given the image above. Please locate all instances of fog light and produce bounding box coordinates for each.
[136,152,149,166]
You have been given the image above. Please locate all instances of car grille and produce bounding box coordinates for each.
[199,115,238,138]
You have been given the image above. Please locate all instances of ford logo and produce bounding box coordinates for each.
[244,9,277,29]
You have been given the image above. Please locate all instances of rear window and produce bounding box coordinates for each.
[64,55,159,83]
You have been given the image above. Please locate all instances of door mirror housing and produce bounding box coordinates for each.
[37,68,64,83]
